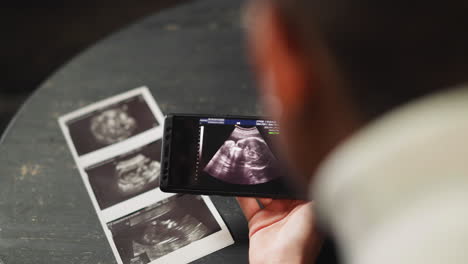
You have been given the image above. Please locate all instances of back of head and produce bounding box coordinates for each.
[275,0,468,120]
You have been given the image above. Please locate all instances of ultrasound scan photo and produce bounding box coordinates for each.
[66,95,159,156]
[203,126,280,185]
[107,195,221,264]
[59,88,236,264]
[86,141,162,209]
[116,154,160,195]
[90,105,138,145]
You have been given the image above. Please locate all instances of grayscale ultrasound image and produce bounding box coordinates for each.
[90,105,137,145]
[203,126,279,185]
[107,195,221,264]
[86,141,162,209]
[67,95,159,155]
[116,154,160,195]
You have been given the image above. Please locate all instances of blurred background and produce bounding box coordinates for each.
[0,0,192,135]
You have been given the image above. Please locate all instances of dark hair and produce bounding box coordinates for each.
[275,0,468,119]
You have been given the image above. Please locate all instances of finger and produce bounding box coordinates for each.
[257,198,273,208]
[236,197,262,221]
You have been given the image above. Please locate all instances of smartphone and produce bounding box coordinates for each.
[160,114,301,199]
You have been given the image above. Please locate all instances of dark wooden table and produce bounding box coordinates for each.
[0,0,258,263]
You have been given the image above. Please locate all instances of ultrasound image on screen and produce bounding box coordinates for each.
[107,195,221,264]
[199,123,281,186]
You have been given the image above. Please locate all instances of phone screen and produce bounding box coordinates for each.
[162,115,298,198]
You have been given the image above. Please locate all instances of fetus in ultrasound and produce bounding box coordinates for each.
[204,126,279,185]
[131,200,211,260]
[108,195,220,263]
[133,215,210,260]
[115,154,160,195]
[90,105,137,144]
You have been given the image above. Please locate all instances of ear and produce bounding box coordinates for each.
[245,1,312,118]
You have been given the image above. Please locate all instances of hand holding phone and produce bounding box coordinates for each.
[237,197,321,263]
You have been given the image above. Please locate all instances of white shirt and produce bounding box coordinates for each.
[313,85,468,263]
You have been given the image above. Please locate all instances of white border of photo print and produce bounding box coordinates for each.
[59,86,165,167]
[58,87,234,264]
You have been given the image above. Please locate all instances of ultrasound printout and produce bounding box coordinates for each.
[107,195,221,264]
[66,94,159,156]
[59,87,234,264]
[85,140,162,210]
